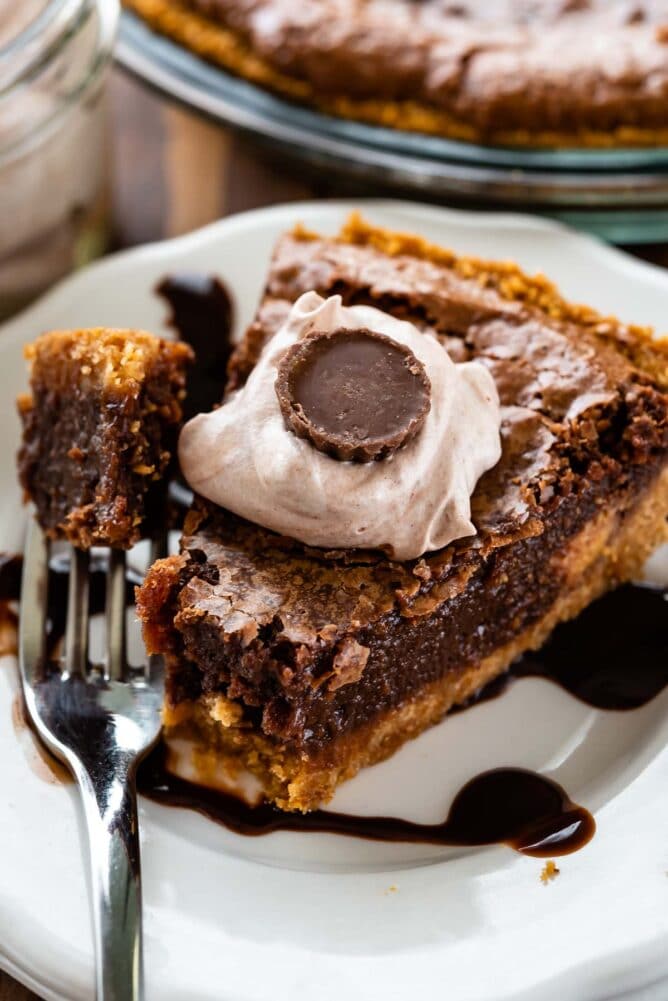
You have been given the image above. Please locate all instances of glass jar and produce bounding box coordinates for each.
[0,0,119,320]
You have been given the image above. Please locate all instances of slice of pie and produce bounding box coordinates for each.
[123,0,668,148]
[18,328,193,549]
[136,215,668,811]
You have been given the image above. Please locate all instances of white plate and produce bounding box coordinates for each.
[0,200,666,1001]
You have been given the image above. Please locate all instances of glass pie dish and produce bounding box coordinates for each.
[118,9,668,244]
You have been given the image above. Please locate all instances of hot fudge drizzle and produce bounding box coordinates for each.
[156,273,235,421]
[454,583,668,713]
[138,749,595,857]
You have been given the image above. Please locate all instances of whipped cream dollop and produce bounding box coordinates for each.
[179,292,502,560]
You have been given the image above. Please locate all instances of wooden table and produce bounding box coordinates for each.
[2,65,667,1001]
[108,71,346,249]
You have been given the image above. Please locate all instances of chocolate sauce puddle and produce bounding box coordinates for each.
[0,552,22,602]
[0,553,22,657]
[138,747,594,857]
[12,693,72,785]
[156,273,234,421]
[455,583,668,713]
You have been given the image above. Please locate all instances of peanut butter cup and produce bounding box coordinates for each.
[275,327,431,462]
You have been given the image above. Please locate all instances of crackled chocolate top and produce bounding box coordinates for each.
[201,216,666,580]
[180,0,668,142]
[275,326,431,462]
[228,232,648,539]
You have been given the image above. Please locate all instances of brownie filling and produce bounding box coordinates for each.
[24,379,166,539]
[164,446,663,751]
[156,273,234,421]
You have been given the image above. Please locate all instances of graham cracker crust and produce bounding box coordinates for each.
[123,0,668,149]
[162,467,668,811]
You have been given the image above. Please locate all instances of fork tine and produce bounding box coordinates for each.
[146,528,169,682]
[106,549,127,681]
[63,547,90,678]
[19,519,49,685]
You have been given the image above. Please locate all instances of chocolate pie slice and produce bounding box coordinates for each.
[18,329,193,549]
[124,0,668,148]
[137,215,668,811]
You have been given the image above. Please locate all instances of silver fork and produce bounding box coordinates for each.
[18,517,165,1001]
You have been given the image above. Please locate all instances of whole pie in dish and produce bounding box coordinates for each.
[135,215,668,811]
[123,0,668,148]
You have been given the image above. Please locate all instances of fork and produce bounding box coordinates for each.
[18,517,165,1001]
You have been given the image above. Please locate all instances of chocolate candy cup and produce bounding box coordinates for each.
[275,327,431,462]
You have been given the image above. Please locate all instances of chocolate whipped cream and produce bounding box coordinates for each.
[179,293,501,560]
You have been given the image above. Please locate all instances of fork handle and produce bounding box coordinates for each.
[77,760,144,1001]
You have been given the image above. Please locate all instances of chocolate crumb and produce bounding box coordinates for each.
[540,860,560,884]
